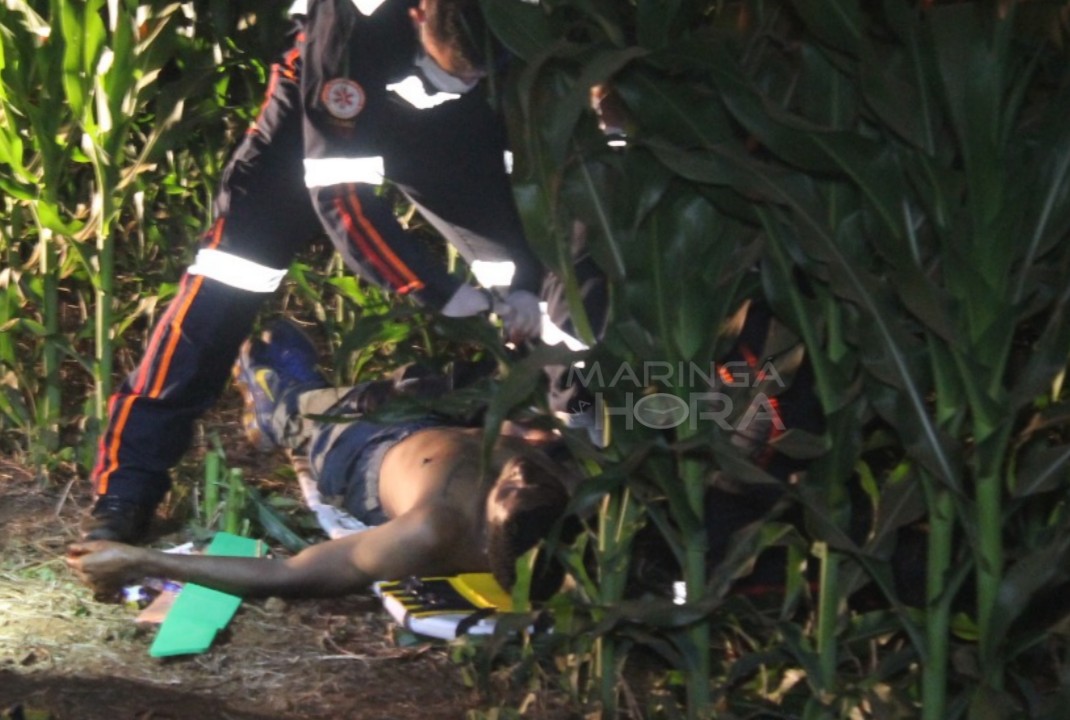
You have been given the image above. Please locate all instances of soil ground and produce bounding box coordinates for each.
[0,397,579,720]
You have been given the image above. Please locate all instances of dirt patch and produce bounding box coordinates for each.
[0,409,575,719]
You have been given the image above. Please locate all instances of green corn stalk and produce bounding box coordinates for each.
[59,0,123,418]
[919,471,954,720]
[204,449,221,526]
[486,0,781,713]
[648,209,710,715]
[0,0,75,458]
[758,213,864,707]
[0,0,290,469]
[694,1,1070,713]
[50,0,207,420]
[36,227,60,459]
[472,0,1070,713]
[224,467,246,536]
[593,486,643,716]
[205,448,244,535]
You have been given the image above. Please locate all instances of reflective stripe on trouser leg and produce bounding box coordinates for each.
[91,276,266,505]
[188,248,289,292]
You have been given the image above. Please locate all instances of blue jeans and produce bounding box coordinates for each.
[285,385,442,525]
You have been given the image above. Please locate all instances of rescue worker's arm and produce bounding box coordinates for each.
[312,182,464,309]
[66,505,467,599]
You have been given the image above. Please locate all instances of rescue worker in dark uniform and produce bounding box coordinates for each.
[84,0,545,543]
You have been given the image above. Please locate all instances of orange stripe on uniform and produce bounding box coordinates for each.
[149,274,207,399]
[342,189,424,294]
[248,46,300,136]
[281,45,301,80]
[205,217,225,250]
[94,271,201,492]
[248,66,282,137]
[248,54,295,136]
[334,196,407,289]
[95,269,209,494]
[91,392,123,492]
[738,342,784,439]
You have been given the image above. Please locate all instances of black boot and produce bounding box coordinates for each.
[81,496,154,543]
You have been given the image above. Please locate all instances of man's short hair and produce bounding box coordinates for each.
[485,457,572,602]
[424,0,489,75]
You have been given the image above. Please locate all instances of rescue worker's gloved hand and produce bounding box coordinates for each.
[440,285,541,343]
[440,284,491,318]
[493,290,541,342]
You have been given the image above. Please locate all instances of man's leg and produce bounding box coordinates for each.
[265,385,356,452]
[296,388,441,526]
[234,330,398,527]
[88,278,265,520]
[84,41,320,542]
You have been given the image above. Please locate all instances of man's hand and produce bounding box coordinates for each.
[493,290,541,342]
[66,541,148,595]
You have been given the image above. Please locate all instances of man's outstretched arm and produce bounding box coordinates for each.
[66,505,462,599]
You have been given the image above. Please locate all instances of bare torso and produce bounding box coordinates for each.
[374,427,495,574]
[377,427,484,518]
[377,427,543,517]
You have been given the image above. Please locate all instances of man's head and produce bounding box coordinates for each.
[410,0,488,86]
[485,456,572,601]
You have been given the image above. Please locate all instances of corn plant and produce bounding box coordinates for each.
[484,0,768,713]
[689,3,1070,716]
[0,0,78,462]
[0,0,289,466]
[487,0,1070,717]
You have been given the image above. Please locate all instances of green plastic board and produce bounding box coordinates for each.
[149,532,264,658]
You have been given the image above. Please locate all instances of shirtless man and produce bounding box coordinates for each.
[67,321,573,601]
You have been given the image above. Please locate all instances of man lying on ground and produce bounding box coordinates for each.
[67,321,575,601]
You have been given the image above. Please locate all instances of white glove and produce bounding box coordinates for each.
[493,290,541,341]
[440,284,492,318]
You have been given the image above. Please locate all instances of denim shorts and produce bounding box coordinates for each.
[312,417,443,525]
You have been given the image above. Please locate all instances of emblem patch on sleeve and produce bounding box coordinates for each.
[322,79,366,120]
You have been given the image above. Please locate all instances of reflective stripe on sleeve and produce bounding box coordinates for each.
[304,156,385,188]
[540,303,590,351]
[187,249,288,292]
[352,0,387,15]
[386,76,461,110]
[471,260,516,289]
[292,0,385,18]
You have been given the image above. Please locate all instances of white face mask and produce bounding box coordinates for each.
[414,52,480,95]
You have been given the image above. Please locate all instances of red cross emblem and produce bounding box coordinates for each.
[322,79,365,120]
